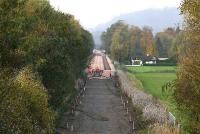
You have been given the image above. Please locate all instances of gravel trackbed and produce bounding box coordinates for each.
[58,79,129,134]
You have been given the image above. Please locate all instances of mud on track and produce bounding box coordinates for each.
[58,79,129,134]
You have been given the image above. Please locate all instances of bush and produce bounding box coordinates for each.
[175,46,200,133]
[172,1,200,133]
[0,0,94,132]
[0,67,55,134]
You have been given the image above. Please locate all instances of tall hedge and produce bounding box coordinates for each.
[0,0,94,132]
[174,0,200,133]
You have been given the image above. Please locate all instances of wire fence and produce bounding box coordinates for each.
[115,70,178,131]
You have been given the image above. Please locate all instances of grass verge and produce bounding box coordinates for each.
[126,66,190,133]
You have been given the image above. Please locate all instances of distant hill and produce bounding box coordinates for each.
[91,7,183,46]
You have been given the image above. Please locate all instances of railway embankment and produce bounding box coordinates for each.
[117,70,169,126]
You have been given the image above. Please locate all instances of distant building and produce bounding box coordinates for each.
[131,60,143,66]
[158,58,169,61]
[129,55,169,66]
[143,56,158,64]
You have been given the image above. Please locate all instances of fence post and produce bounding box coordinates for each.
[70,125,74,132]
[132,121,135,133]
[126,107,129,114]
[178,124,181,134]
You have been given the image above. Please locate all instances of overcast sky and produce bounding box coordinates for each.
[49,0,182,29]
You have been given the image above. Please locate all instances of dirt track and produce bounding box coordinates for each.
[58,79,129,134]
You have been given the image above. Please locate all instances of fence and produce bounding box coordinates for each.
[117,70,178,126]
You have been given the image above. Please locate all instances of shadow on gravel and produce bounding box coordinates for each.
[76,109,109,121]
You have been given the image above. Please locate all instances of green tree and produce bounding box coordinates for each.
[0,0,94,133]
[110,31,122,62]
[0,67,55,133]
[155,27,176,57]
[0,0,27,68]
[140,27,157,56]
[129,26,142,57]
[173,0,200,133]
[101,22,160,62]
[110,21,130,62]
[171,31,187,58]
[101,20,126,54]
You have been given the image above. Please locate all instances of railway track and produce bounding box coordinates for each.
[87,53,113,78]
[102,55,111,70]
[57,51,132,134]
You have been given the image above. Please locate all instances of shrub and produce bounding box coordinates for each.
[0,67,55,134]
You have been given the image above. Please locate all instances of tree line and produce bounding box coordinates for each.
[0,0,94,133]
[174,0,200,133]
[101,20,184,63]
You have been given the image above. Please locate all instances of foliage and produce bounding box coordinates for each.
[155,28,177,58]
[0,67,55,133]
[129,26,143,57]
[161,1,200,133]
[110,21,129,62]
[101,21,158,63]
[0,0,94,132]
[101,21,183,63]
[0,0,27,68]
[171,31,188,57]
[140,27,157,56]
[175,45,200,133]
[101,21,125,54]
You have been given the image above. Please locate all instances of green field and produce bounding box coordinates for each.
[127,66,176,101]
[126,66,192,133]
[128,66,176,73]
[135,73,176,100]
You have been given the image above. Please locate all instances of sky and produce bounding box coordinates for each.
[49,0,182,29]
